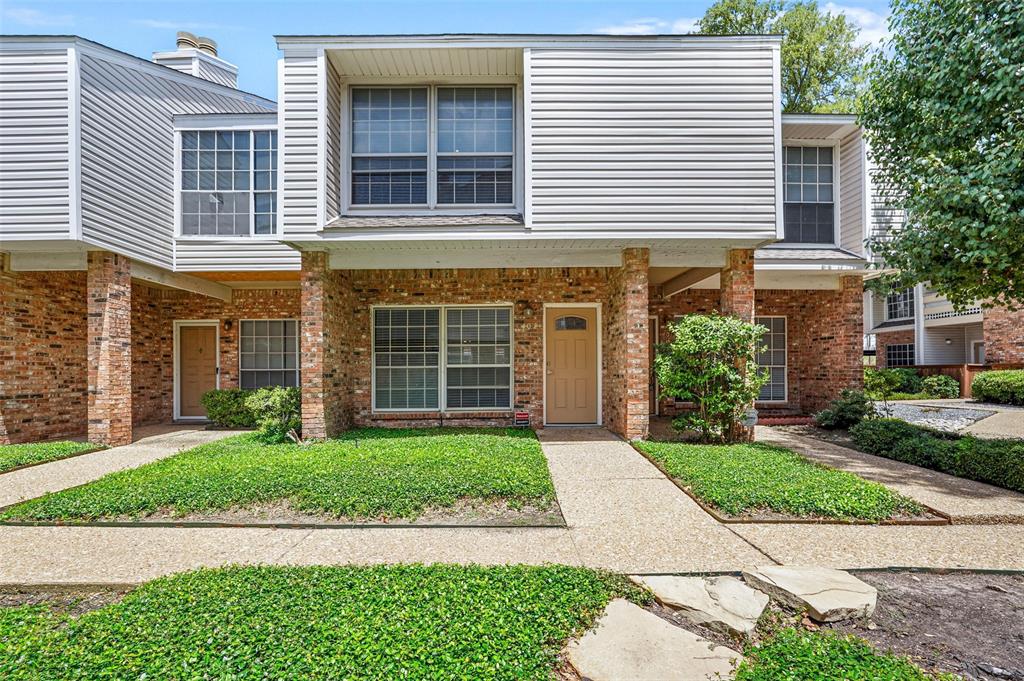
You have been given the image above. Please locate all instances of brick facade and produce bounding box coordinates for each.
[87,252,133,446]
[0,257,88,445]
[983,307,1024,365]
[604,248,650,440]
[875,329,915,368]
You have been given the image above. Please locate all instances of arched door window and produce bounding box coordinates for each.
[555,316,587,331]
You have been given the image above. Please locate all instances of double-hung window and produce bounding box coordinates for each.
[179,130,277,236]
[886,288,914,321]
[756,316,787,402]
[783,146,835,243]
[373,306,512,411]
[350,86,514,208]
[239,320,299,389]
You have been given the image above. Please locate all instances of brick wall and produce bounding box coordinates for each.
[603,248,650,440]
[87,252,133,446]
[875,329,915,368]
[0,258,88,445]
[983,307,1024,365]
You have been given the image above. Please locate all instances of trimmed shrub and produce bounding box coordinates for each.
[200,389,257,428]
[244,386,302,443]
[922,374,960,399]
[972,370,1024,405]
[850,418,1024,493]
[814,389,875,429]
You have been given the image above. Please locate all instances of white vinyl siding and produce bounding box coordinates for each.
[279,50,320,238]
[239,319,299,389]
[756,316,786,402]
[324,57,342,219]
[839,130,865,254]
[0,47,72,240]
[526,46,779,235]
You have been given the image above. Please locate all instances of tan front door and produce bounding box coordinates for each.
[179,325,218,418]
[545,307,598,424]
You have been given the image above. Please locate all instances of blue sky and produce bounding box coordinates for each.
[1,0,894,99]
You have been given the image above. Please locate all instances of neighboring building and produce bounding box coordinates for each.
[1,32,875,446]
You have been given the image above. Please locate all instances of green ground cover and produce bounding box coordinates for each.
[635,441,922,521]
[0,565,645,680]
[1,428,554,521]
[0,441,99,474]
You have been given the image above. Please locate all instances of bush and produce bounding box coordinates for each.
[200,389,257,428]
[850,418,1024,493]
[815,389,875,429]
[864,367,922,399]
[655,314,770,442]
[922,374,960,399]
[972,370,1024,405]
[244,387,301,443]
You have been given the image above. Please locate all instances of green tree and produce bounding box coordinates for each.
[860,0,1024,310]
[698,0,868,112]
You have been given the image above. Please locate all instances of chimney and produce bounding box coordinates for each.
[153,31,238,88]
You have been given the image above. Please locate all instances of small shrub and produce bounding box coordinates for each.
[244,386,301,443]
[922,374,960,399]
[815,389,875,429]
[972,370,1024,405]
[200,389,257,428]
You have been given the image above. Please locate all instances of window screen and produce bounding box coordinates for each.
[436,87,514,205]
[239,320,298,389]
[756,316,787,402]
[351,88,428,205]
[180,130,277,236]
[886,289,914,320]
[445,307,512,409]
[886,343,915,367]
[782,146,834,243]
[373,308,440,410]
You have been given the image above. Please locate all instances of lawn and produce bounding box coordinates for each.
[0,428,555,522]
[635,441,923,521]
[0,441,100,474]
[0,564,646,680]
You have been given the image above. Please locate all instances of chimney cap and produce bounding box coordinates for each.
[195,35,218,56]
[176,31,199,49]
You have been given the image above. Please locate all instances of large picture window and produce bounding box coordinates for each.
[782,146,835,244]
[350,86,514,208]
[373,306,512,411]
[179,130,277,236]
[239,320,298,389]
[756,316,787,402]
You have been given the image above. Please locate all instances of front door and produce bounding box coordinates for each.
[545,306,598,424]
[178,325,218,418]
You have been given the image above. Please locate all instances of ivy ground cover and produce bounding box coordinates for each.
[0,428,555,522]
[0,441,100,475]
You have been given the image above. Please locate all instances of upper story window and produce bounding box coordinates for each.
[782,146,835,244]
[886,288,915,321]
[350,86,514,208]
[179,130,277,237]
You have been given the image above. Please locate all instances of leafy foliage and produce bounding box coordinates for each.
[851,418,1024,492]
[655,314,770,442]
[815,389,876,429]
[244,386,301,443]
[1,428,555,521]
[635,440,921,521]
[698,0,869,112]
[864,367,920,413]
[735,627,957,680]
[921,374,960,399]
[860,0,1024,309]
[200,388,257,428]
[0,565,648,680]
[971,370,1024,406]
[0,441,101,474]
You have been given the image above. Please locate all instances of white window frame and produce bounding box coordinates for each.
[174,118,280,240]
[370,304,515,413]
[885,288,915,322]
[755,315,788,404]
[238,318,300,389]
[779,139,840,247]
[341,81,523,216]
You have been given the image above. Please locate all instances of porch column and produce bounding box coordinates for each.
[719,248,755,442]
[605,247,650,440]
[87,251,132,446]
[300,251,349,439]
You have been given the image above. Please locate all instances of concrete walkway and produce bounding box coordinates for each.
[898,399,1024,439]
[0,426,246,509]
[1,428,1023,584]
[758,427,1024,524]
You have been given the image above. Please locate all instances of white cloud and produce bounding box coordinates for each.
[823,3,890,47]
[132,19,239,31]
[594,16,701,35]
[3,7,74,27]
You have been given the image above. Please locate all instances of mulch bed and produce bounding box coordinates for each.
[0,585,131,616]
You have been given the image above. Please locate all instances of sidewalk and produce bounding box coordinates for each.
[897,399,1024,439]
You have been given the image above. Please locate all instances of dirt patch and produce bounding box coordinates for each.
[128,497,565,527]
[0,585,131,616]
[830,571,1024,681]
[773,423,859,448]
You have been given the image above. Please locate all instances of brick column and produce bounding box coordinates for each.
[719,248,756,441]
[87,251,132,446]
[605,247,650,440]
[300,251,350,440]
[983,306,1024,365]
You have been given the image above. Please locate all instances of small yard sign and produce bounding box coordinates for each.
[514,411,530,427]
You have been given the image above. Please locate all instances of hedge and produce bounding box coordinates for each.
[850,418,1024,493]
[971,370,1024,406]
[200,389,257,428]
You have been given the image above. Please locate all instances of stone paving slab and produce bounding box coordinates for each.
[0,426,246,509]
[963,412,1024,439]
[732,524,1024,570]
[758,427,1024,523]
[742,565,876,622]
